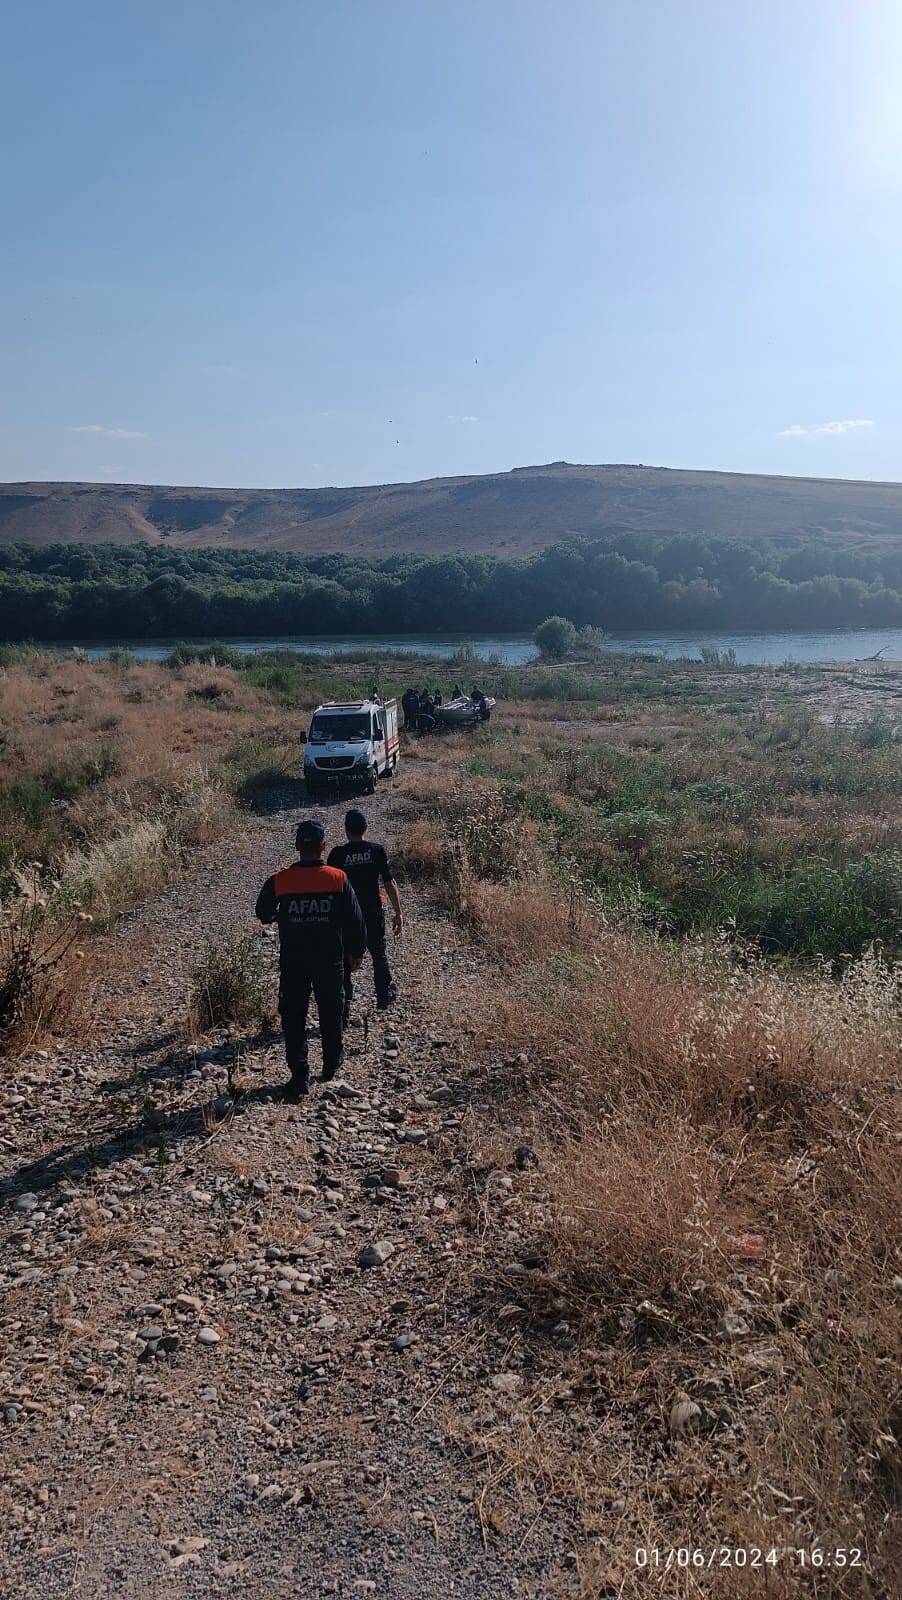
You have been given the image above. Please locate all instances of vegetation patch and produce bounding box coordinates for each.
[401,702,901,1589]
[188,933,270,1032]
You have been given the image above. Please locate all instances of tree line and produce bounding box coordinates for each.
[0,534,900,639]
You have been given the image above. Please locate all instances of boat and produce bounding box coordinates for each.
[433,695,496,728]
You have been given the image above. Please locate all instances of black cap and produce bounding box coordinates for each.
[345,808,367,835]
[296,817,325,848]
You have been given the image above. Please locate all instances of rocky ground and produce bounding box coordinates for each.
[0,774,580,1600]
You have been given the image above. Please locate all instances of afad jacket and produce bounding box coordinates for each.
[255,861,367,970]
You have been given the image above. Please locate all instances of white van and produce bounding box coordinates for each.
[301,698,400,796]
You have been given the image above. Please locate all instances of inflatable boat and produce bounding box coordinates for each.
[433,694,495,728]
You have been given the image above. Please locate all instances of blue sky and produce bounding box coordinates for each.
[2,0,901,488]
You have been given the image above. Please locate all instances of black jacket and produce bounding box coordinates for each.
[327,839,394,921]
[255,860,366,970]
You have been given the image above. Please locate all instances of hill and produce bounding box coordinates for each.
[4,462,902,556]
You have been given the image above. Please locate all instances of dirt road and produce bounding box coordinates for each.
[0,775,571,1599]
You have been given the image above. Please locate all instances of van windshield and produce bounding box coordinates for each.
[309,714,370,744]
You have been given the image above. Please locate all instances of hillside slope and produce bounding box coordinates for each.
[3,462,902,556]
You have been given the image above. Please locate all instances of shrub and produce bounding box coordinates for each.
[534,615,578,660]
[0,876,88,1056]
[575,623,609,653]
[223,736,296,805]
[165,641,245,668]
[188,679,233,702]
[391,818,446,880]
[597,807,667,858]
[449,641,478,667]
[855,711,899,749]
[682,776,753,819]
[701,852,902,963]
[189,933,270,1031]
[699,644,738,667]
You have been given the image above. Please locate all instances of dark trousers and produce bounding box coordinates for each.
[344,908,393,1009]
[279,962,345,1081]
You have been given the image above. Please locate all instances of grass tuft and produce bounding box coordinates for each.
[188,933,270,1032]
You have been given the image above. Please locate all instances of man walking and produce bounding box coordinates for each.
[327,808,403,1018]
[255,818,367,1100]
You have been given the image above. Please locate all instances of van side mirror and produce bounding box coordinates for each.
[299,730,307,745]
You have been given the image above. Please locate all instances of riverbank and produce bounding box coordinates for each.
[16,624,902,666]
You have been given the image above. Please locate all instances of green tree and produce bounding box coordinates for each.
[534,615,577,659]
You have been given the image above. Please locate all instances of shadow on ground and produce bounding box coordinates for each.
[0,1081,287,1210]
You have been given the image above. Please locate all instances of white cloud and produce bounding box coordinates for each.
[71,424,148,439]
[779,418,873,437]
[448,414,479,423]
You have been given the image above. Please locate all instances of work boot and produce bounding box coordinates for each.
[281,1075,309,1103]
[320,1054,344,1084]
[376,983,398,1011]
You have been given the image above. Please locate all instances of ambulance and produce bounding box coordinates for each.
[301,698,400,796]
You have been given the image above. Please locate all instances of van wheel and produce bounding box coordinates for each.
[365,768,377,796]
[306,780,320,799]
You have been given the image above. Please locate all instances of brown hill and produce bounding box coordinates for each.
[3,462,902,556]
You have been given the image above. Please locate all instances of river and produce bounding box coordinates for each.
[45,627,902,666]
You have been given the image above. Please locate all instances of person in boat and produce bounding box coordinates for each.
[452,682,463,700]
[433,688,443,708]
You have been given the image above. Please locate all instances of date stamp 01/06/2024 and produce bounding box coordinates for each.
[634,1547,865,1573]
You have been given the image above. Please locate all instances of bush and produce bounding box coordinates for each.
[165,641,246,669]
[534,615,577,660]
[598,807,667,858]
[576,623,609,653]
[682,777,753,819]
[855,711,899,749]
[223,736,296,806]
[0,877,88,1056]
[720,852,902,962]
[189,933,270,1031]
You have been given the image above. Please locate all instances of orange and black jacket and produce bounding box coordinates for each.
[255,861,367,971]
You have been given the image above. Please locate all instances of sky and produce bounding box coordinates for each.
[2,0,902,489]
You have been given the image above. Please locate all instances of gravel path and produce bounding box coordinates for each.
[0,774,573,1599]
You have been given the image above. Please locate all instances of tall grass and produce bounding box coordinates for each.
[401,704,901,1592]
[436,705,902,963]
[0,652,294,1052]
[0,871,91,1056]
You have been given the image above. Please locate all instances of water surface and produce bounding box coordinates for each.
[45,627,902,666]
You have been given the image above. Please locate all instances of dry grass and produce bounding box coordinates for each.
[0,654,294,1056]
[402,723,902,1595]
[0,896,92,1057]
